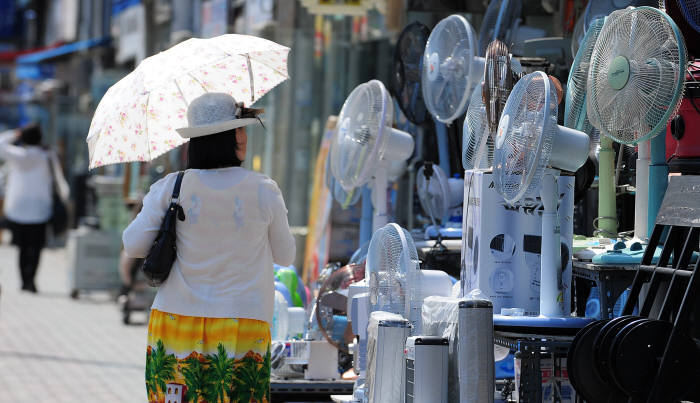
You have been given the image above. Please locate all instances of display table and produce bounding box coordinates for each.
[271,379,354,402]
[572,260,637,319]
[494,331,574,403]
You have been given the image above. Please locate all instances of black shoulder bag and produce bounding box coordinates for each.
[141,171,186,287]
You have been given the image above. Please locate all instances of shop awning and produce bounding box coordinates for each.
[16,37,111,65]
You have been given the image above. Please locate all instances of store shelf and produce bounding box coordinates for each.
[572,261,637,319]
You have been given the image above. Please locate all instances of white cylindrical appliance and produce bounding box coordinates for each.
[367,312,411,403]
[405,336,449,403]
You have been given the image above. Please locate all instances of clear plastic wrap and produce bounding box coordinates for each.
[272,290,289,341]
[421,296,461,402]
[366,311,410,403]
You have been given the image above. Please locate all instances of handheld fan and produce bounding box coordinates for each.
[564,17,615,236]
[422,14,484,124]
[416,162,464,233]
[478,0,546,56]
[391,21,431,125]
[330,80,415,231]
[494,71,590,317]
[586,6,686,239]
[664,0,700,57]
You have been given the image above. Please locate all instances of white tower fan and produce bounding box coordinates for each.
[586,6,687,241]
[493,71,590,317]
[330,80,415,231]
[422,14,485,125]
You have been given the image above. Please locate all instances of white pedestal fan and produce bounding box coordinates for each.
[494,72,590,317]
[330,80,414,231]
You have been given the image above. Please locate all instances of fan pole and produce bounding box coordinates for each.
[634,140,651,241]
[597,136,618,237]
[540,170,564,317]
[435,122,451,175]
[648,133,668,238]
[372,164,389,231]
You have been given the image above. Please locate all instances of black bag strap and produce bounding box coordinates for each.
[171,171,185,203]
[170,171,186,221]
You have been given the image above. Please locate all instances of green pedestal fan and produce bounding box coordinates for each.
[586,6,687,241]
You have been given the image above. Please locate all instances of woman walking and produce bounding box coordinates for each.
[123,93,296,403]
[0,124,66,293]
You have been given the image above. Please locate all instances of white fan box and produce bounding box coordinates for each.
[461,170,574,316]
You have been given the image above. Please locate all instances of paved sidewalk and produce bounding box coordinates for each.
[0,244,147,402]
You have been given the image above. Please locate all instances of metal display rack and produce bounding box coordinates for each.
[271,379,354,402]
[572,261,637,319]
[494,332,574,403]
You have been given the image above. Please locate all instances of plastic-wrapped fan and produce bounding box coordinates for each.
[367,223,419,319]
[416,163,463,223]
[330,80,414,230]
[665,0,700,57]
[586,6,686,145]
[565,17,606,152]
[314,263,365,353]
[463,83,493,170]
[493,71,590,316]
[391,21,431,125]
[483,39,522,135]
[422,14,484,124]
[494,71,590,204]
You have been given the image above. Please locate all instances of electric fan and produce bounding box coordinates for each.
[391,21,431,126]
[463,82,493,170]
[564,17,615,236]
[366,223,451,333]
[586,6,686,239]
[330,80,415,231]
[416,162,464,237]
[493,71,590,317]
[478,0,546,56]
[483,40,523,135]
[422,14,484,124]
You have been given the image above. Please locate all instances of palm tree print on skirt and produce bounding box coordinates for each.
[146,309,271,403]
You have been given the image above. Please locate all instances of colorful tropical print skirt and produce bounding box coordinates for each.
[146,309,271,403]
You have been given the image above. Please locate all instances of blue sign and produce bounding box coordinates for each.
[0,0,16,39]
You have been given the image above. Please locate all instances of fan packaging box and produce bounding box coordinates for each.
[461,170,574,316]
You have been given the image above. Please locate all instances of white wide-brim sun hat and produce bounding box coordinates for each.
[176,92,262,139]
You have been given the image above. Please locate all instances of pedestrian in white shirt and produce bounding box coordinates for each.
[122,93,295,402]
[0,124,65,293]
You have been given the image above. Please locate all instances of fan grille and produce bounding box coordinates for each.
[494,72,558,204]
[484,40,518,134]
[565,17,605,151]
[478,0,523,56]
[330,80,389,190]
[416,164,451,222]
[587,7,686,145]
[391,22,430,125]
[463,83,494,170]
[422,15,477,123]
[367,224,418,316]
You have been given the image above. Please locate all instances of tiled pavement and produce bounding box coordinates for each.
[0,244,147,402]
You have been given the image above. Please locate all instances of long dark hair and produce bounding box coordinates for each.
[186,128,242,170]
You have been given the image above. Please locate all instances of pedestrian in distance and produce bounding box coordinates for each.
[0,124,68,293]
[123,93,296,403]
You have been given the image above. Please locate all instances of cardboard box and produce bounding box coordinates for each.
[461,171,574,316]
